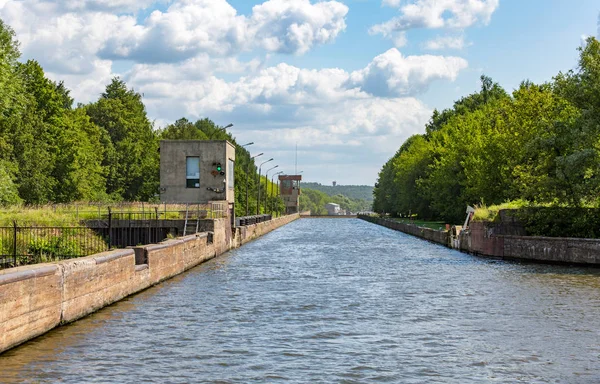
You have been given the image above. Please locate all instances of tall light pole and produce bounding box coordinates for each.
[246,152,263,216]
[209,123,233,139]
[271,171,283,215]
[264,165,279,214]
[257,158,273,215]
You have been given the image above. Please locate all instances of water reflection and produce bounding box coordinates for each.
[2,218,600,383]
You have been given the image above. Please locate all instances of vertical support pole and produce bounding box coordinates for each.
[245,164,249,216]
[155,207,159,243]
[108,207,112,249]
[12,220,17,267]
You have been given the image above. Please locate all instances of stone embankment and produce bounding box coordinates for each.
[0,214,299,354]
[359,215,600,266]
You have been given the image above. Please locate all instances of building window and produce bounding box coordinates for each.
[186,157,200,188]
[228,159,234,189]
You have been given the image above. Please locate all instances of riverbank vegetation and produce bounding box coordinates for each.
[0,20,273,217]
[373,37,600,224]
[300,183,374,202]
[300,188,372,215]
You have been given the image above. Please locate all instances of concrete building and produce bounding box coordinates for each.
[325,203,341,216]
[279,175,302,214]
[159,140,236,205]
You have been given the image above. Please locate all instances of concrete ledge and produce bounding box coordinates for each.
[363,216,600,266]
[0,265,58,286]
[358,215,449,247]
[94,249,135,265]
[0,214,300,355]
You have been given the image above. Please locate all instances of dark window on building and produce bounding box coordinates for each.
[186,157,200,188]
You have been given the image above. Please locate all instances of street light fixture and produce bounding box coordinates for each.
[209,123,233,139]
[271,171,284,215]
[257,158,273,215]
[241,142,254,147]
[264,165,279,213]
[246,153,263,216]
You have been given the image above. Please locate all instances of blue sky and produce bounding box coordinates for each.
[1,0,598,186]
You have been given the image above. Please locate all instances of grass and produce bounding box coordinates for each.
[0,202,227,226]
[472,199,548,222]
[391,218,448,230]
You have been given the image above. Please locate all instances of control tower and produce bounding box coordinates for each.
[279,175,302,214]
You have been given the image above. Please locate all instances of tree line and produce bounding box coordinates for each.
[300,188,372,214]
[373,37,600,224]
[0,20,279,216]
[300,182,374,202]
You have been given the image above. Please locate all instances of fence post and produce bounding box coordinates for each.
[108,207,112,249]
[12,220,17,267]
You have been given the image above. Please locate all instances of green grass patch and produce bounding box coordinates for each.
[391,218,448,230]
[472,200,533,222]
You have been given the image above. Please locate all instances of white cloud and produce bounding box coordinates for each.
[347,48,468,97]
[123,48,467,116]
[0,0,348,71]
[0,0,472,185]
[100,0,348,62]
[371,0,499,44]
[249,0,348,55]
[424,35,468,50]
[382,0,401,7]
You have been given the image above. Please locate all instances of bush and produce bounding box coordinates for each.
[513,208,600,239]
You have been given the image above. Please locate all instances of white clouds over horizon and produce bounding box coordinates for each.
[0,0,476,184]
[372,0,499,49]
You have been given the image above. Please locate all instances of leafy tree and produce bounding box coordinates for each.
[0,164,22,206]
[159,118,208,140]
[86,78,159,201]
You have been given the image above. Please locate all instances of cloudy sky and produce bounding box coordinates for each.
[1,0,599,185]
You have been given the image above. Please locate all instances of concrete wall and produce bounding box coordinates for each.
[234,213,300,246]
[0,214,299,354]
[459,221,600,264]
[160,140,236,204]
[358,215,449,247]
[359,216,600,266]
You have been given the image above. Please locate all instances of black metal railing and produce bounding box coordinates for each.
[0,223,109,270]
[235,214,272,227]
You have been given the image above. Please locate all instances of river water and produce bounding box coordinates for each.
[2,218,600,383]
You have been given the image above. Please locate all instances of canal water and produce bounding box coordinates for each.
[2,218,600,383]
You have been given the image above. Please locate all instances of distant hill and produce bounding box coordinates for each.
[300,182,374,202]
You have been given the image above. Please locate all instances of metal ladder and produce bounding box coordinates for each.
[183,204,201,236]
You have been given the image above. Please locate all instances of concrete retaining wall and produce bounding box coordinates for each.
[360,215,600,266]
[358,215,449,247]
[459,221,600,265]
[0,213,299,354]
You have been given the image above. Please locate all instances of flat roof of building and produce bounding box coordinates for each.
[279,175,303,181]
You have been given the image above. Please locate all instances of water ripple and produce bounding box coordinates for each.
[2,218,600,383]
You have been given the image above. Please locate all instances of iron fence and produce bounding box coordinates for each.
[21,202,229,221]
[236,214,272,227]
[0,202,231,270]
[0,223,109,270]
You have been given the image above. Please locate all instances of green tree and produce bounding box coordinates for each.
[159,118,208,140]
[86,78,159,201]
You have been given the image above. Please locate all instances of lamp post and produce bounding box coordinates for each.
[209,123,233,139]
[264,165,279,215]
[246,153,263,216]
[257,158,273,215]
[271,171,283,215]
